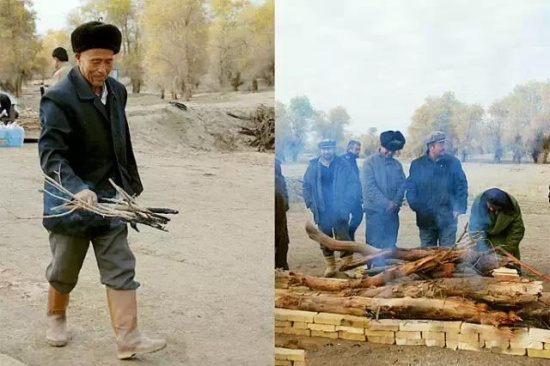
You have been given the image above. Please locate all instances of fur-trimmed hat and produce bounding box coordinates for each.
[52,47,69,62]
[317,139,336,149]
[380,130,406,151]
[71,21,122,54]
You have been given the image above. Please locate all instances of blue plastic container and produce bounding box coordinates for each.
[0,124,8,147]
[4,123,24,147]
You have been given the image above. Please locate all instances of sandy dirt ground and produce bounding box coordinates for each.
[280,157,550,366]
[0,87,274,365]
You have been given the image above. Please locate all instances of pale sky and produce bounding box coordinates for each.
[33,0,80,35]
[275,0,550,135]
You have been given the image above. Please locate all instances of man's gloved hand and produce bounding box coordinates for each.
[75,189,98,206]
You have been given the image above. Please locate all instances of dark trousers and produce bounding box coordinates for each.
[318,212,353,258]
[419,220,458,248]
[348,204,364,242]
[46,225,140,294]
[366,211,399,250]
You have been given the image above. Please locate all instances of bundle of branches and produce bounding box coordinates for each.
[40,173,178,232]
[274,223,550,327]
[229,104,274,152]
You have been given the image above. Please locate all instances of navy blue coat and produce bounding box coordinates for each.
[302,156,361,223]
[39,67,143,237]
[406,153,468,228]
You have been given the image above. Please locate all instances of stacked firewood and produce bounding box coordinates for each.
[275,223,550,329]
[229,104,274,152]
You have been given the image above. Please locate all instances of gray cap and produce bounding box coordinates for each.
[318,139,336,149]
[426,131,446,146]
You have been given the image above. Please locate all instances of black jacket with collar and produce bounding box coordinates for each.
[39,66,143,237]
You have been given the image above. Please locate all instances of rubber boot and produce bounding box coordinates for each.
[323,256,337,277]
[46,286,69,347]
[106,289,166,360]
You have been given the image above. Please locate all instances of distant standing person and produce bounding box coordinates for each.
[469,188,525,260]
[51,47,72,85]
[406,131,468,247]
[342,140,363,241]
[362,131,406,250]
[303,139,361,277]
[275,158,290,270]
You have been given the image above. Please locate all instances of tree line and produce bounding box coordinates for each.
[0,0,273,98]
[277,81,550,164]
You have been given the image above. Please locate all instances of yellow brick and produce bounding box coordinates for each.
[292,322,309,330]
[459,332,480,345]
[274,348,305,362]
[367,336,395,345]
[276,320,292,328]
[458,342,483,351]
[529,328,550,343]
[292,362,306,366]
[446,340,459,350]
[498,348,526,356]
[275,309,317,323]
[341,315,370,328]
[336,326,364,334]
[461,323,494,335]
[399,320,435,332]
[314,313,344,326]
[276,327,311,337]
[446,331,460,341]
[545,343,550,350]
[396,338,425,346]
[424,321,462,333]
[368,319,400,331]
[422,331,445,341]
[396,331,421,340]
[365,329,395,338]
[527,341,544,350]
[308,324,336,332]
[425,339,446,348]
[528,349,550,359]
[509,328,531,349]
[274,360,292,366]
[311,330,338,339]
[339,331,366,341]
[481,335,509,350]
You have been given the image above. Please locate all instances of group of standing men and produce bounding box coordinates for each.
[298,130,525,277]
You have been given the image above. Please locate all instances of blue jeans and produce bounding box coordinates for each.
[419,220,458,247]
[318,212,353,258]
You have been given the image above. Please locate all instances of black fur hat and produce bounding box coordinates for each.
[71,21,122,54]
[380,130,406,151]
[52,47,69,62]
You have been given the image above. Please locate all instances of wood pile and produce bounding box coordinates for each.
[229,104,274,152]
[275,223,550,329]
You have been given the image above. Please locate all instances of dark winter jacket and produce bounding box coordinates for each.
[469,192,524,259]
[362,151,406,213]
[406,153,468,228]
[39,66,143,237]
[303,156,361,223]
[342,152,362,204]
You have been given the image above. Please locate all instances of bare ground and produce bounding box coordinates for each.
[0,88,274,365]
[280,159,550,366]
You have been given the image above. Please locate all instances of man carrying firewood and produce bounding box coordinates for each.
[469,188,525,261]
[406,131,468,247]
[38,21,165,359]
[341,140,363,241]
[362,131,406,252]
[303,139,361,277]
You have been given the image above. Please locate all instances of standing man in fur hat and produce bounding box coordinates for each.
[342,140,363,241]
[303,139,361,277]
[406,131,468,247]
[39,21,165,359]
[362,131,406,252]
[51,47,72,85]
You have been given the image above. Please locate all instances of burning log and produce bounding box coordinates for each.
[275,290,522,326]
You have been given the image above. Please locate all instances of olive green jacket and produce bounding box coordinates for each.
[469,193,525,258]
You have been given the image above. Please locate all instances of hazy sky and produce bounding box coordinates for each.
[33,0,80,35]
[276,0,550,135]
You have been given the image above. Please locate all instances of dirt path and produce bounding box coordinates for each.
[281,159,550,366]
[0,89,274,365]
